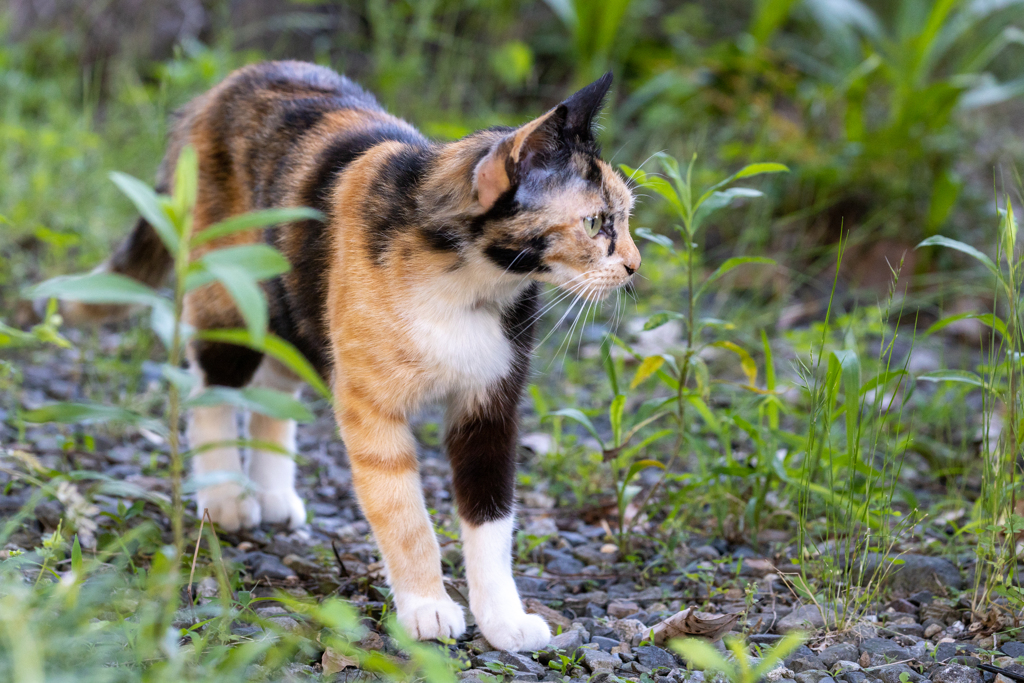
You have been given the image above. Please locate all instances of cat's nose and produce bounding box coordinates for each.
[623,254,640,276]
[624,264,635,276]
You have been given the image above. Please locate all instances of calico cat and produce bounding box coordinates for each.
[66,61,640,651]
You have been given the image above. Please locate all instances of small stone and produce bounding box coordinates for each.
[546,556,585,575]
[608,600,641,618]
[692,545,720,560]
[790,655,828,674]
[585,603,607,619]
[876,664,922,683]
[931,664,984,683]
[611,618,650,645]
[591,636,620,651]
[633,646,675,670]
[535,630,585,662]
[821,644,860,668]
[1000,642,1024,659]
[887,599,918,614]
[859,638,909,658]
[837,673,867,683]
[831,662,862,674]
[582,648,621,673]
[497,652,547,677]
[778,605,836,633]
[908,591,934,606]
[793,670,831,683]
[564,591,607,611]
[924,623,944,638]
[936,642,979,663]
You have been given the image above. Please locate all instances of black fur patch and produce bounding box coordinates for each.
[468,188,520,237]
[365,146,433,263]
[194,340,264,388]
[447,284,539,525]
[421,226,463,253]
[484,235,549,274]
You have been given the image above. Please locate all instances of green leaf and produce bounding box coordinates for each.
[609,394,626,447]
[204,263,268,345]
[634,227,675,251]
[917,370,984,388]
[713,341,758,387]
[27,272,166,309]
[21,402,163,432]
[696,162,789,208]
[762,330,778,430]
[71,535,82,575]
[601,336,619,396]
[671,638,735,678]
[185,386,314,423]
[924,312,1007,339]
[195,329,332,402]
[191,207,324,247]
[643,311,685,331]
[624,459,665,487]
[699,256,776,298]
[750,632,808,680]
[693,187,764,228]
[545,408,604,449]
[109,171,179,253]
[186,244,292,291]
[173,144,199,221]
[686,395,720,432]
[631,355,666,389]
[916,235,1001,281]
[620,164,684,217]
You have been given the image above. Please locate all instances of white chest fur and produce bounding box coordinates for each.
[407,295,513,394]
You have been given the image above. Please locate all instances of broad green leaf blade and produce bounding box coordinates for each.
[71,534,83,574]
[693,187,764,227]
[21,402,163,433]
[545,408,604,449]
[187,245,291,292]
[195,329,332,401]
[192,207,324,247]
[696,162,789,208]
[109,171,179,253]
[917,370,984,388]
[27,272,165,308]
[205,263,268,345]
[924,312,1007,339]
[686,395,720,432]
[620,164,684,217]
[699,256,776,298]
[631,355,666,389]
[174,144,198,219]
[601,335,619,396]
[634,227,675,251]
[609,394,626,447]
[185,386,315,423]
[733,162,790,180]
[916,235,1001,280]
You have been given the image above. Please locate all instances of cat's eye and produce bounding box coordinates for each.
[583,216,600,237]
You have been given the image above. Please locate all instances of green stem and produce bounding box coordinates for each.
[167,249,187,558]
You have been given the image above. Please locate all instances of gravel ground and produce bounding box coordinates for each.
[2,328,1023,682]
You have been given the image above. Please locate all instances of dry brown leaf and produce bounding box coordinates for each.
[322,647,358,675]
[647,608,740,645]
[525,598,572,630]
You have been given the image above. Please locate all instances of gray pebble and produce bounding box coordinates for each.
[931,664,984,683]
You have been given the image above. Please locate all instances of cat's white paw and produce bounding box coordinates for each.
[257,488,307,528]
[396,594,467,641]
[197,483,261,531]
[477,611,551,652]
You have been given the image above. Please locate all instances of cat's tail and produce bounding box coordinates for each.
[56,216,174,325]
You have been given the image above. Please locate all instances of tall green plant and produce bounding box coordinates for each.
[25,145,328,555]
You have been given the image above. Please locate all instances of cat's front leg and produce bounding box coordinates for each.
[338,385,465,641]
[447,395,551,652]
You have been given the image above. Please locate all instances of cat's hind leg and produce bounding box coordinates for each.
[188,337,265,531]
[247,359,307,528]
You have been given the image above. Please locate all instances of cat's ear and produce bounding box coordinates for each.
[559,71,613,143]
[474,105,567,210]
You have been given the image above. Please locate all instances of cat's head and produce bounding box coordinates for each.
[471,73,640,300]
